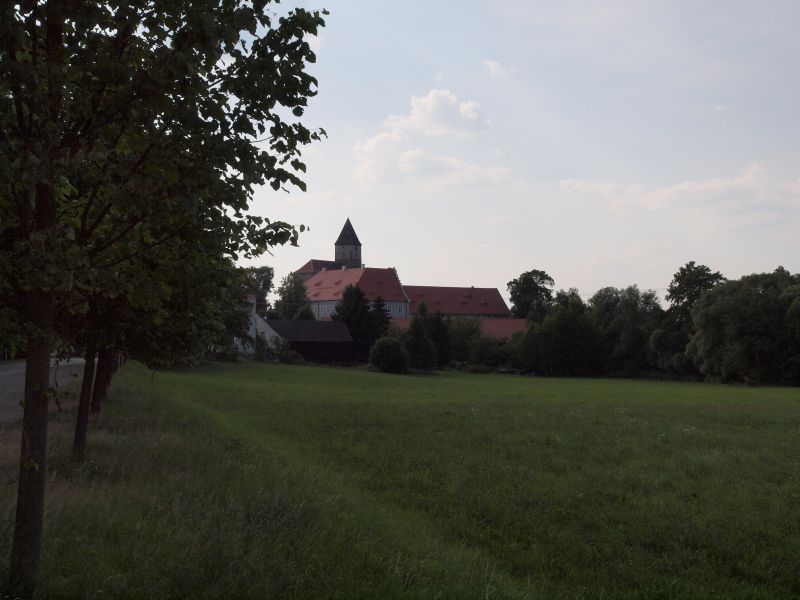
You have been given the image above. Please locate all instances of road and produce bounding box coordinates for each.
[0,358,86,425]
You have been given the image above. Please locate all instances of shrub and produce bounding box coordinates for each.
[254,333,268,361]
[405,313,436,371]
[370,336,409,373]
[266,338,304,365]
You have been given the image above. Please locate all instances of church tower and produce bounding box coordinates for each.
[334,218,362,268]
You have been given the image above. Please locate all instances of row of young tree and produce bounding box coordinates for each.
[361,262,799,385]
[0,2,326,595]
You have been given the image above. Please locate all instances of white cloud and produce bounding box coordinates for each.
[382,89,487,137]
[353,89,508,190]
[397,149,511,189]
[560,163,776,212]
[560,164,800,237]
[483,59,515,78]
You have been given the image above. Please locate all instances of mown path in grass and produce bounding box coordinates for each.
[2,361,799,599]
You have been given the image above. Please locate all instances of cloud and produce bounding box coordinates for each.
[560,163,775,212]
[382,89,488,137]
[397,149,511,189]
[483,59,515,78]
[353,89,509,190]
[560,164,800,236]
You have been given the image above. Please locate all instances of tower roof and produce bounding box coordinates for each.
[335,218,361,246]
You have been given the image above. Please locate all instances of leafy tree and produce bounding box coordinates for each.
[330,286,389,359]
[274,274,310,320]
[425,310,450,368]
[520,289,601,375]
[667,261,726,327]
[649,262,725,375]
[370,296,391,339]
[448,318,481,364]
[293,304,316,320]
[588,285,663,374]
[0,1,326,594]
[242,266,275,319]
[687,268,800,384]
[404,303,436,370]
[507,269,555,321]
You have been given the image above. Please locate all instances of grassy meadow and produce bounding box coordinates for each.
[2,362,799,599]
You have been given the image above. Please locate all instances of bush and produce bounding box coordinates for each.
[370,336,409,373]
[468,335,509,368]
[254,333,268,361]
[405,313,437,371]
[266,338,304,365]
[407,334,436,371]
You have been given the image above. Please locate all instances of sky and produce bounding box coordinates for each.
[244,1,800,303]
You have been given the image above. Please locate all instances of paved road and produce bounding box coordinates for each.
[0,358,86,425]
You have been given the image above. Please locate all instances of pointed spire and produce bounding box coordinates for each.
[335,218,361,246]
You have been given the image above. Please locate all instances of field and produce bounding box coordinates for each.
[2,362,799,599]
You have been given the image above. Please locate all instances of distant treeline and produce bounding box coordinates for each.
[385,263,800,386]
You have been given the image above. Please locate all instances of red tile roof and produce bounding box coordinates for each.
[391,318,527,339]
[305,267,408,303]
[478,318,527,338]
[403,286,511,317]
[295,259,342,275]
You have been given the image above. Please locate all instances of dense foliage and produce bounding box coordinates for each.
[331,285,390,359]
[272,273,311,320]
[687,268,800,384]
[373,264,798,385]
[507,269,554,320]
[0,0,326,593]
[369,336,409,373]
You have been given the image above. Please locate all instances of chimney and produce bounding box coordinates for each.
[341,265,346,270]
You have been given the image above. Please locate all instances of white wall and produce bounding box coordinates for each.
[310,299,409,320]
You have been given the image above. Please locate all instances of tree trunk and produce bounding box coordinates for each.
[72,335,97,461]
[90,348,113,414]
[8,184,57,597]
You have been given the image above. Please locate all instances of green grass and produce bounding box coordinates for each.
[2,362,799,599]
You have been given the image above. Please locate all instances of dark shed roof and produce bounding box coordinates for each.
[266,320,353,343]
[334,218,361,246]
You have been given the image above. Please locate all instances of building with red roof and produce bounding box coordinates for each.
[305,267,410,320]
[403,285,510,319]
[295,219,514,322]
